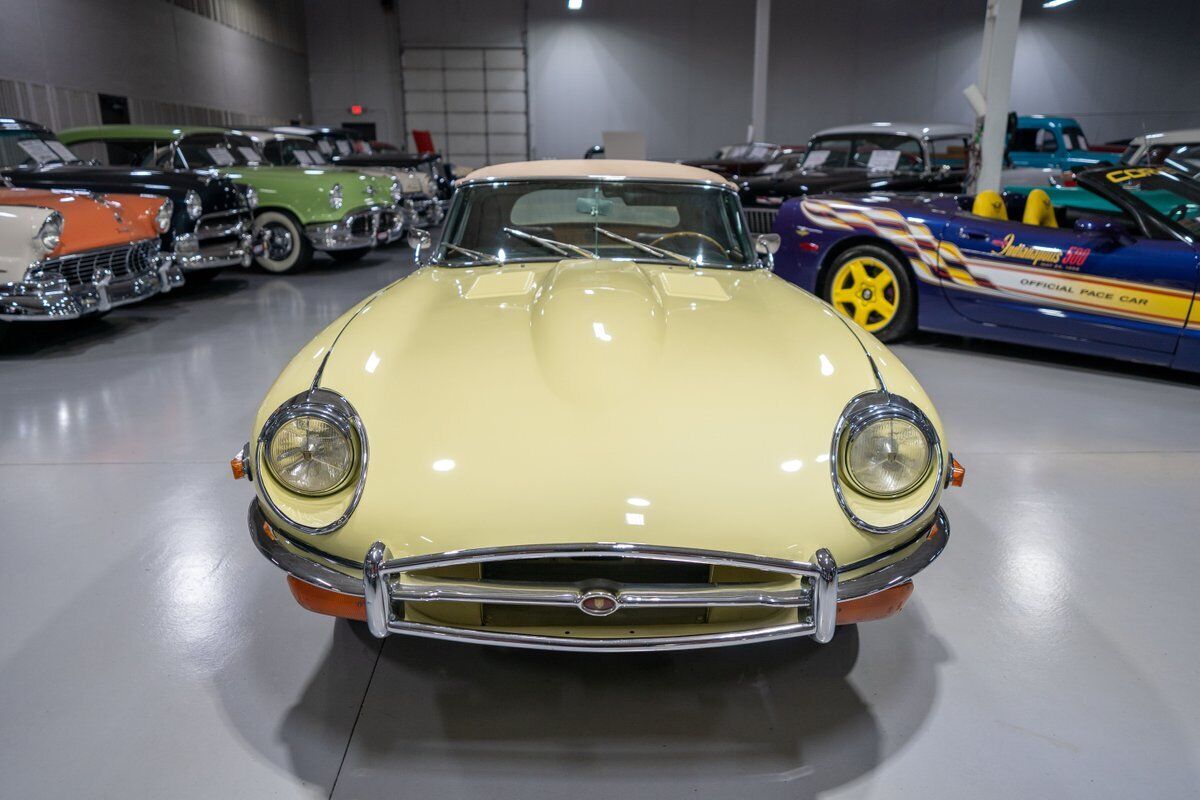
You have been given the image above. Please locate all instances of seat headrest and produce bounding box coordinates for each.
[971,190,1008,221]
[1022,188,1058,228]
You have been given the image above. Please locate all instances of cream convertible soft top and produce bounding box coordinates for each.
[459,159,740,190]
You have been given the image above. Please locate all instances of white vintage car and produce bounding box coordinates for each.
[0,184,178,334]
[235,160,962,652]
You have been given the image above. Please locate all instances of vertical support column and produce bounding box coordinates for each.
[973,0,1022,194]
[749,0,771,143]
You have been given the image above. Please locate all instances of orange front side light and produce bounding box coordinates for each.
[286,575,367,621]
[836,581,914,625]
[950,458,965,487]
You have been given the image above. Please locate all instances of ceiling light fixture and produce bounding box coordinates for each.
[1042,0,1074,8]
[568,0,582,9]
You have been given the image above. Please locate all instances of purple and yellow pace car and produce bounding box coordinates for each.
[771,165,1200,372]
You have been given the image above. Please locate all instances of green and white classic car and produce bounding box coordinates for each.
[59,125,404,272]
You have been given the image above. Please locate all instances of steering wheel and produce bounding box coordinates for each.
[1166,202,1200,223]
[649,230,728,255]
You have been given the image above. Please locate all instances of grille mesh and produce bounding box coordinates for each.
[745,208,779,235]
[46,240,158,288]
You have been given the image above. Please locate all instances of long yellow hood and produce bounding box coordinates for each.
[255,259,945,568]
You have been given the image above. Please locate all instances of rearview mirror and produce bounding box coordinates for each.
[754,233,781,270]
[408,227,432,263]
[754,233,781,255]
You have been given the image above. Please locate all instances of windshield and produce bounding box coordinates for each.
[803,134,924,172]
[1104,167,1200,237]
[176,134,264,168]
[0,130,82,169]
[438,180,755,269]
[263,138,328,166]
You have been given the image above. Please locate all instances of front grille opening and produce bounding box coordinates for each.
[482,605,707,628]
[481,557,711,585]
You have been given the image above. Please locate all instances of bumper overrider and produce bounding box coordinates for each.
[402,194,445,227]
[1,240,180,322]
[246,497,949,652]
[305,205,397,251]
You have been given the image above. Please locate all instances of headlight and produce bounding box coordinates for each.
[842,416,932,498]
[34,211,63,254]
[329,183,343,210]
[243,186,258,210]
[184,189,203,220]
[390,178,403,203]
[154,198,174,233]
[266,414,356,496]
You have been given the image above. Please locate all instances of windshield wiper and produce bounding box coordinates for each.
[593,226,697,267]
[441,242,501,264]
[503,226,597,259]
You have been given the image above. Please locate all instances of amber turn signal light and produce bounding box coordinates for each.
[949,458,965,487]
[230,455,246,480]
[287,575,367,621]
[836,581,914,625]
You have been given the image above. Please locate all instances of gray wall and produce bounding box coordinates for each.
[0,0,311,129]
[304,0,1200,160]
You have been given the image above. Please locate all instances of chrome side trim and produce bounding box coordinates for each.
[253,388,369,536]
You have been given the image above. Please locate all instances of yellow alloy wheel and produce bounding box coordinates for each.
[830,256,901,332]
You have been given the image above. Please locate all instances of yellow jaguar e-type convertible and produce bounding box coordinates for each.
[234,160,962,652]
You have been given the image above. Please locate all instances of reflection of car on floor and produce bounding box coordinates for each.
[740,123,973,234]
[0,118,259,285]
[1007,116,1115,170]
[772,165,1200,371]
[235,159,959,652]
[0,185,179,333]
[59,125,399,273]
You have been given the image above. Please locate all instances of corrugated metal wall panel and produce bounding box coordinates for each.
[169,0,307,53]
[401,46,528,170]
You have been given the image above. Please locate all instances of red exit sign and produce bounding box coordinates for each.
[348,104,366,116]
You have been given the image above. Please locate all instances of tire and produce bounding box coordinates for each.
[821,245,916,343]
[254,210,312,273]
[328,247,371,264]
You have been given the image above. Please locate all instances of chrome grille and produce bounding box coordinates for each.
[745,208,779,235]
[47,240,158,288]
[196,209,249,242]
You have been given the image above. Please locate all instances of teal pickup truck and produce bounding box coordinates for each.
[60,125,403,272]
[1007,116,1116,171]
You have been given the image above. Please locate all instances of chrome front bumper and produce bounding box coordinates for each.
[1,251,180,322]
[248,499,949,652]
[174,229,264,271]
[305,205,395,251]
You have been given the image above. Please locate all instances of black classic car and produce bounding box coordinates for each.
[739,123,971,233]
[0,118,259,284]
[680,142,804,182]
[272,126,456,208]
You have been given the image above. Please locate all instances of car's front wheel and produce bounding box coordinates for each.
[254,210,312,273]
[822,245,915,342]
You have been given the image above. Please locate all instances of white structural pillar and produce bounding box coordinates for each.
[973,0,1022,194]
[749,0,771,142]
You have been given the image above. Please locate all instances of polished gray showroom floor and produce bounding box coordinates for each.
[2,247,1199,799]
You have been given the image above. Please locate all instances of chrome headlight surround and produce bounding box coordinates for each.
[830,391,943,535]
[254,388,369,536]
[154,198,174,233]
[33,211,63,254]
[329,182,343,210]
[184,189,203,220]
